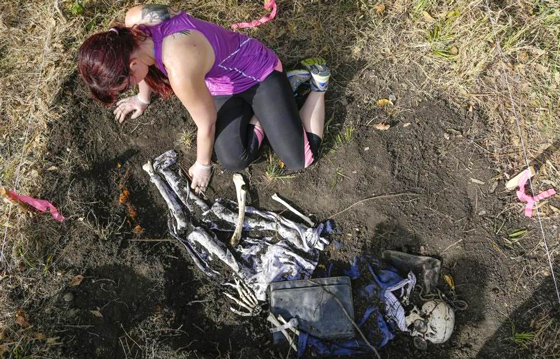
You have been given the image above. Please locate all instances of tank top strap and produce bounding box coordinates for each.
[144,24,168,77]
[152,36,167,77]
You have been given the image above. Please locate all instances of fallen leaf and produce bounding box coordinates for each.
[127,204,138,220]
[90,310,103,318]
[70,274,84,287]
[15,310,29,328]
[119,188,130,204]
[46,337,60,345]
[33,332,47,340]
[509,228,528,239]
[373,123,391,131]
[374,3,385,13]
[444,274,455,290]
[422,11,435,22]
[133,225,144,234]
[377,98,393,107]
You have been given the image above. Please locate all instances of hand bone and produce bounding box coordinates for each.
[223,277,261,317]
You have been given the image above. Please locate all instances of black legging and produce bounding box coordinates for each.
[213,70,321,171]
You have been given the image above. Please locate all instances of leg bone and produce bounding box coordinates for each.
[230,174,247,246]
[143,161,189,232]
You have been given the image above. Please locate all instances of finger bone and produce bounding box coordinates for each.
[224,292,253,311]
[230,307,254,317]
[238,279,259,306]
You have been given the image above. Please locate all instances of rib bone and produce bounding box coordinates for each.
[230,174,247,247]
[272,193,315,227]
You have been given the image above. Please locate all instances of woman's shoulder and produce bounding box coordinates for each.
[125,4,181,27]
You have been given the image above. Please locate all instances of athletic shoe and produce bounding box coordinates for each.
[301,57,331,92]
[287,69,312,92]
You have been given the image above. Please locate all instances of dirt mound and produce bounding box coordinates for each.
[20,60,553,359]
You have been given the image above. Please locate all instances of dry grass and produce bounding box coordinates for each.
[0,0,559,357]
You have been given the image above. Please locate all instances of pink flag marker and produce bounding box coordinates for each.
[231,0,277,30]
[516,169,556,217]
[2,188,65,222]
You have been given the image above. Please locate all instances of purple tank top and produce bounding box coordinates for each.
[147,12,279,96]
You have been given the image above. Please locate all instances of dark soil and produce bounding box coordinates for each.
[18,52,558,359]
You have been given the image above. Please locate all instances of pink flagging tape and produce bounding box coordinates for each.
[231,0,277,30]
[516,169,556,217]
[3,189,65,222]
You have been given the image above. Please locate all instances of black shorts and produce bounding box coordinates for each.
[213,70,321,171]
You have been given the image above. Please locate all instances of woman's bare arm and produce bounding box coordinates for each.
[165,33,216,165]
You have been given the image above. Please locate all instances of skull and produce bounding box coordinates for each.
[405,300,455,348]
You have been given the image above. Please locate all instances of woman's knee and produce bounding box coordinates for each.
[216,151,251,171]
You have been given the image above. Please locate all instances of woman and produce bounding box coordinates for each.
[78,4,330,194]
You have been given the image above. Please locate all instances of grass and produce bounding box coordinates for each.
[0,0,559,357]
[264,150,295,183]
[176,128,197,149]
[511,331,536,346]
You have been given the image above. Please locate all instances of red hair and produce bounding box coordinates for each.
[78,24,173,105]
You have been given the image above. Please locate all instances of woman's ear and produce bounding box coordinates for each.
[129,58,139,73]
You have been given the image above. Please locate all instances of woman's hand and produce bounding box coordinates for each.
[189,162,212,194]
[113,95,149,123]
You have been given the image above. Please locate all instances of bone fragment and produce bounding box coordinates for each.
[230,174,247,247]
[143,161,188,232]
[272,193,315,227]
[267,313,297,351]
[505,166,535,191]
[277,315,300,335]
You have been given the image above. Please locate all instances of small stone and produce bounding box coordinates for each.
[389,94,397,102]
[63,293,74,302]
[364,147,370,151]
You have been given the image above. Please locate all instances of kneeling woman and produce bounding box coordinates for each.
[78,4,330,193]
